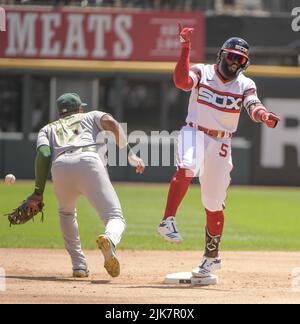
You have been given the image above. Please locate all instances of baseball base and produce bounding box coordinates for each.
[164,272,218,286]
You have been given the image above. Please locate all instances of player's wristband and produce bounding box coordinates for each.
[250,105,267,123]
[181,41,191,49]
[34,187,44,196]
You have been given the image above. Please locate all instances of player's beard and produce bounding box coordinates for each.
[219,58,239,80]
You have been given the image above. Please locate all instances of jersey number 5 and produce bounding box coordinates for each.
[219,143,229,158]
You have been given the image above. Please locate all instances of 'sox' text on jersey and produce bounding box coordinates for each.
[197,84,242,113]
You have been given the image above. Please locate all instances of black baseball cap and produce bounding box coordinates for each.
[57,93,87,116]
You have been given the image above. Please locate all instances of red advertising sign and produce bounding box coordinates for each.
[0,7,205,62]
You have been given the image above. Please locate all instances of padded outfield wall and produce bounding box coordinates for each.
[0,61,299,186]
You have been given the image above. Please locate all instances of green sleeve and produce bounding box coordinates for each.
[34,145,52,195]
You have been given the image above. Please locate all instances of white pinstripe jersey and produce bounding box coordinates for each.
[187,64,260,133]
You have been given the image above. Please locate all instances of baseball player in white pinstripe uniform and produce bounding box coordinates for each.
[158,26,280,281]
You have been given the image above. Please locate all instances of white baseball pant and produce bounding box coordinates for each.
[177,125,233,212]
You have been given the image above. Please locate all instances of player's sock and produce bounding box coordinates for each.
[163,168,193,220]
[204,209,224,258]
[205,209,224,236]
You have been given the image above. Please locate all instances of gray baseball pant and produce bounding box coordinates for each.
[51,152,126,271]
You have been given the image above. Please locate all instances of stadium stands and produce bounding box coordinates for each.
[1,0,300,15]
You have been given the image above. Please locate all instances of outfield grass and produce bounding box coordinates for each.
[0,181,299,251]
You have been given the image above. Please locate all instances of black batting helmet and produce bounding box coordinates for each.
[221,37,250,60]
[218,37,250,76]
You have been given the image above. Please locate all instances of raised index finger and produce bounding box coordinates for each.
[178,23,183,33]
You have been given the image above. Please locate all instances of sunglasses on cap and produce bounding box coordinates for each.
[225,52,248,65]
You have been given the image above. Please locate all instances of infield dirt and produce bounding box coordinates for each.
[0,249,300,304]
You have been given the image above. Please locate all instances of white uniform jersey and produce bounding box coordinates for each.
[187,64,260,133]
[37,111,107,161]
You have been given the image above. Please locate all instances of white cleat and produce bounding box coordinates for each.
[192,257,222,278]
[157,217,183,244]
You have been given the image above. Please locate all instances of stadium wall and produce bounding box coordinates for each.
[0,61,299,185]
[0,9,299,185]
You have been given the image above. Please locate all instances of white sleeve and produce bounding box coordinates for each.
[243,79,267,122]
[243,79,260,109]
[189,64,203,88]
[37,127,50,150]
[94,111,110,131]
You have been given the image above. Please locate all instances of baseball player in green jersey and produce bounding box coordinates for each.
[33,93,145,278]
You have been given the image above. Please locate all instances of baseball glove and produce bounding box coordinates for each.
[6,193,44,226]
